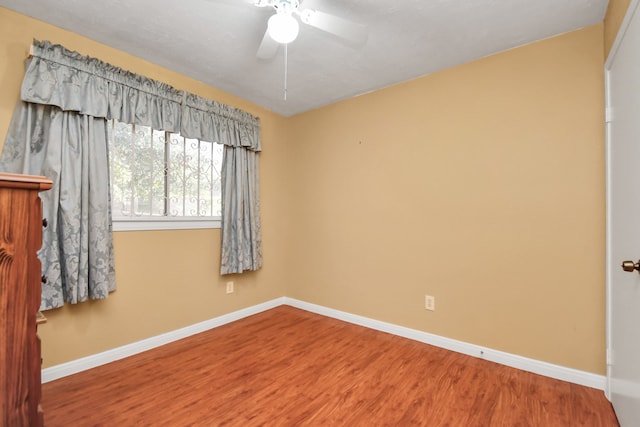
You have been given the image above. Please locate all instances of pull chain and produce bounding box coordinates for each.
[284,43,288,101]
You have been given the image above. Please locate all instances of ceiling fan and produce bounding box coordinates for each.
[253,0,367,59]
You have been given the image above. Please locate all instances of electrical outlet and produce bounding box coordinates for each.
[425,295,435,311]
[226,281,234,294]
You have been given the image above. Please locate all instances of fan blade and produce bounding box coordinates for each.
[299,9,367,45]
[256,27,279,59]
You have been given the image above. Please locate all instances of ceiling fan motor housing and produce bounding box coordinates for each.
[255,0,301,14]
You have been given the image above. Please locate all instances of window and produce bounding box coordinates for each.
[107,120,223,231]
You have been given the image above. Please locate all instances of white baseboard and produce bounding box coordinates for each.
[42,296,605,391]
[283,298,606,390]
[41,297,286,383]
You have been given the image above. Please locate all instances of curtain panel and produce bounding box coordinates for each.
[180,92,262,274]
[0,40,263,309]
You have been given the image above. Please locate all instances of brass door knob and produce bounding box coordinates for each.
[621,260,640,272]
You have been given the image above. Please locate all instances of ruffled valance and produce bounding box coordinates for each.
[22,40,261,151]
[182,92,261,151]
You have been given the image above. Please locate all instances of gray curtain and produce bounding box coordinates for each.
[0,40,262,309]
[221,146,262,274]
[180,93,263,275]
[1,93,116,310]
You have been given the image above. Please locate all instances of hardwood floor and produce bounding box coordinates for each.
[41,306,619,426]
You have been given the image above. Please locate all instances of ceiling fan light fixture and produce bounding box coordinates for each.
[268,13,299,44]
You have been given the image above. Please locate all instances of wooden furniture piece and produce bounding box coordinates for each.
[0,173,52,427]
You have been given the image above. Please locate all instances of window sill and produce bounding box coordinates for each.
[112,217,221,231]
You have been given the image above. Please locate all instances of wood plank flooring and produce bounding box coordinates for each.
[41,306,619,426]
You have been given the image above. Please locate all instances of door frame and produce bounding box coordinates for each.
[604,0,640,401]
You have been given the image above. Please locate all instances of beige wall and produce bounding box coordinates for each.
[0,7,289,367]
[604,0,632,58]
[285,24,606,374]
[1,7,607,375]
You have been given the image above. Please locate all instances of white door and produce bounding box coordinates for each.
[606,1,640,425]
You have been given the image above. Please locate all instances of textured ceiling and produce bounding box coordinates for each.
[0,0,608,117]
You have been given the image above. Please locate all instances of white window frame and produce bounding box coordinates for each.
[108,120,223,232]
[112,216,221,232]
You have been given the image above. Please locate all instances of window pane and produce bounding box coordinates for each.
[207,142,223,217]
[108,119,222,223]
[132,125,152,215]
[184,137,200,216]
[193,140,222,217]
[150,129,166,216]
[109,121,134,217]
[166,136,222,217]
[167,133,185,216]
